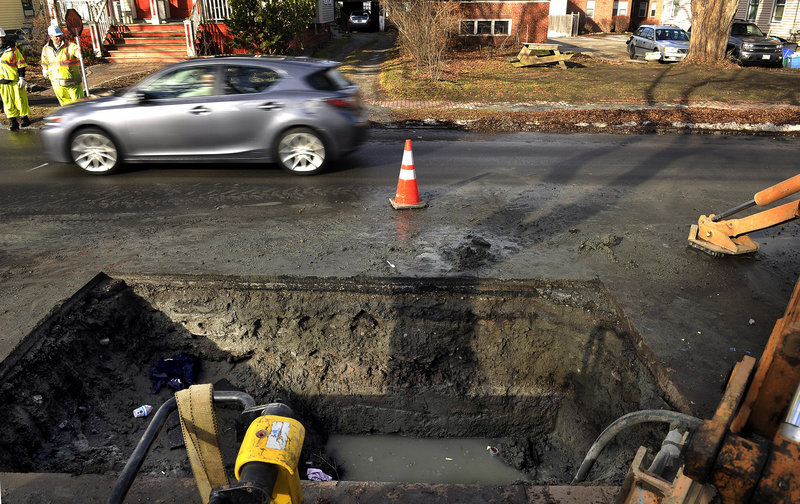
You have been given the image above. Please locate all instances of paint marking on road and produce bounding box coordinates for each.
[26,163,49,172]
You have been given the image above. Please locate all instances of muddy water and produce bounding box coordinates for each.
[0,273,681,485]
[326,435,527,484]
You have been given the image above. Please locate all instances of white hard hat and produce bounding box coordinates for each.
[47,25,63,37]
[0,28,6,37]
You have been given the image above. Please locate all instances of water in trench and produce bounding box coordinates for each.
[326,435,527,484]
[0,273,683,485]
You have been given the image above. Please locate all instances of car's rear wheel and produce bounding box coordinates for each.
[70,128,120,175]
[276,127,327,175]
[628,44,636,59]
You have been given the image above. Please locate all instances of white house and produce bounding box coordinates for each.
[735,0,799,38]
[659,0,691,30]
[659,0,799,38]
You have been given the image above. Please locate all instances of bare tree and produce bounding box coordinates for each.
[382,0,459,80]
[684,0,739,64]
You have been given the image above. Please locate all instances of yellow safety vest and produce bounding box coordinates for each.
[0,46,26,82]
[41,41,82,87]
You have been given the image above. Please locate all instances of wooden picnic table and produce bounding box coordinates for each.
[509,42,574,69]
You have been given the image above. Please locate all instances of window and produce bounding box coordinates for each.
[672,0,679,17]
[650,2,656,16]
[638,1,648,17]
[613,1,628,16]
[139,66,219,99]
[586,0,595,17]
[771,0,785,22]
[746,0,759,22]
[460,19,513,35]
[223,66,279,95]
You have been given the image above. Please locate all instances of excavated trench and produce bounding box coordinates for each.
[0,273,685,486]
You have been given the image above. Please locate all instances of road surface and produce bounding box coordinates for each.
[1,128,799,418]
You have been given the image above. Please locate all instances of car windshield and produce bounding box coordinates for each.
[655,29,689,41]
[731,23,765,37]
[351,12,368,19]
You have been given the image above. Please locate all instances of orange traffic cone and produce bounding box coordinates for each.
[390,139,426,210]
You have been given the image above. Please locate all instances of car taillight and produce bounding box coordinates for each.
[325,98,355,108]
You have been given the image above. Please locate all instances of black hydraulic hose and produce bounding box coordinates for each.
[712,199,756,222]
[571,409,703,485]
[107,390,256,504]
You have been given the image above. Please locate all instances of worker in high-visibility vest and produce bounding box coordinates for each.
[41,25,84,106]
[0,27,31,131]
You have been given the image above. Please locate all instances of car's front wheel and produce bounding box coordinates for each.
[727,47,742,65]
[276,127,327,175]
[70,128,121,175]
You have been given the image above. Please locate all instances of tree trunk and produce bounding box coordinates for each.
[684,0,739,64]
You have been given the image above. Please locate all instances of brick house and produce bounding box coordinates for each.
[566,0,635,33]
[48,0,556,61]
[458,0,550,43]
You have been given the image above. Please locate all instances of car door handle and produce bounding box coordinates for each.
[258,102,283,111]
[189,106,211,115]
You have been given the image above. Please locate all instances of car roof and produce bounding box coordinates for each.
[169,56,340,73]
[639,24,685,30]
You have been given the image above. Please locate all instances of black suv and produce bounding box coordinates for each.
[727,20,783,66]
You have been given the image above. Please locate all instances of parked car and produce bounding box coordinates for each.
[727,20,783,66]
[42,57,368,176]
[347,11,371,31]
[627,25,690,62]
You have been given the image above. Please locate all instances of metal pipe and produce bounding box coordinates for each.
[571,409,703,485]
[778,379,800,443]
[107,390,256,504]
[647,427,685,476]
[712,199,756,222]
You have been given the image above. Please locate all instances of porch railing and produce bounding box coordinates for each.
[56,0,114,56]
[199,0,230,22]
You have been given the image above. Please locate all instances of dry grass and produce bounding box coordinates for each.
[379,47,800,105]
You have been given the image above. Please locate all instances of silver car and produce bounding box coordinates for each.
[627,25,690,63]
[42,56,368,175]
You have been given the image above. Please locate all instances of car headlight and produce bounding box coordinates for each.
[44,115,64,127]
[776,44,783,49]
[664,47,679,54]
[743,43,754,49]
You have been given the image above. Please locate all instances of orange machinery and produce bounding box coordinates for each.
[604,174,800,503]
[612,271,800,503]
[688,173,800,256]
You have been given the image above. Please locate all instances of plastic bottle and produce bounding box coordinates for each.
[133,405,153,418]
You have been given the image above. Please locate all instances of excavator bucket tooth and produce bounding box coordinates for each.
[688,240,728,258]
[687,224,730,258]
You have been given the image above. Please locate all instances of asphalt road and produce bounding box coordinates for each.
[2,128,799,420]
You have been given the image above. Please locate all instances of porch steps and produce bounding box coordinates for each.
[105,23,189,63]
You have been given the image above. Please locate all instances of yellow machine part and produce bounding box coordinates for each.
[235,415,306,504]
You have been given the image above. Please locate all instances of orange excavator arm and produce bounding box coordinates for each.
[688,174,800,256]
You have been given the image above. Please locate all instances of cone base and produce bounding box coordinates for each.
[390,198,427,210]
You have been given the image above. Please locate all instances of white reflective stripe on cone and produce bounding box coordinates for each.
[402,149,414,166]
[399,168,417,180]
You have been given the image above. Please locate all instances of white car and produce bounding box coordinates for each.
[627,25,690,63]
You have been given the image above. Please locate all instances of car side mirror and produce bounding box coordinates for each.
[131,90,154,103]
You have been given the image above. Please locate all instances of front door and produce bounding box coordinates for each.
[168,0,191,19]
[134,0,151,19]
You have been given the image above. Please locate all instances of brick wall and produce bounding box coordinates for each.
[458,1,550,43]
[568,0,634,33]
